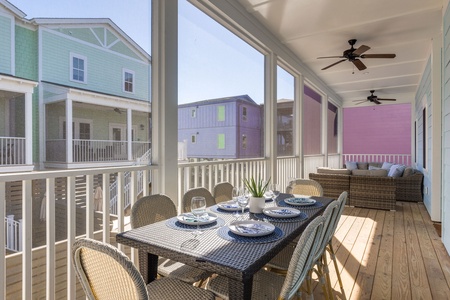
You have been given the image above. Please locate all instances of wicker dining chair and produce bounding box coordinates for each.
[72,238,215,300]
[131,194,211,284]
[266,192,348,299]
[286,178,324,196]
[206,216,325,300]
[182,187,216,213]
[213,182,234,203]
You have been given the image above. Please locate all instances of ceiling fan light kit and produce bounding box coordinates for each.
[318,39,396,71]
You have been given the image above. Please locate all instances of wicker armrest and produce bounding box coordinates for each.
[350,176,396,210]
[395,173,423,202]
[309,173,350,203]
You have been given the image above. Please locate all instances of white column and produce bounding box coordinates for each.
[322,94,328,167]
[151,0,178,200]
[265,52,277,183]
[127,108,133,161]
[295,75,304,178]
[66,98,73,163]
[24,92,33,165]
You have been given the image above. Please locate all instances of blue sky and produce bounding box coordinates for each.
[9,0,293,104]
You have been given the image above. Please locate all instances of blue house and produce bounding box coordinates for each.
[178,95,262,159]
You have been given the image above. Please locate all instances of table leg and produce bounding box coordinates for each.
[138,250,158,284]
[228,277,253,300]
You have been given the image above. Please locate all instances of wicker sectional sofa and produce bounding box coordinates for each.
[309,162,423,211]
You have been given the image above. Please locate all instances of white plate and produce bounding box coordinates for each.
[217,200,241,211]
[177,212,218,225]
[229,220,275,237]
[284,197,316,206]
[262,207,301,218]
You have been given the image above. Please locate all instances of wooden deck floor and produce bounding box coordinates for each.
[314,201,450,300]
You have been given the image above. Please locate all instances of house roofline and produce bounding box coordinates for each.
[178,94,259,108]
[1,0,26,18]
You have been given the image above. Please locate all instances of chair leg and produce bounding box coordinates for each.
[321,252,334,299]
[327,242,346,300]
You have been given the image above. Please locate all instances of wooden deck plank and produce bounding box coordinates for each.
[403,202,433,300]
[350,209,385,300]
[391,202,411,300]
[410,203,450,299]
[371,210,394,300]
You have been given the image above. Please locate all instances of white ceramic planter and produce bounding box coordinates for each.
[249,196,265,213]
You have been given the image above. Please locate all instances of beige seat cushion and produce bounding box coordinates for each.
[352,169,388,177]
[317,168,352,175]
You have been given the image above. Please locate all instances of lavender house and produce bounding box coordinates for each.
[178,95,262,159]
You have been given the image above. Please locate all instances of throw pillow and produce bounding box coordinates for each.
[402,167,415,177]
[357,162,368,170]
[317,168,352,175]
[381,162,393,170]
[346,161,358,170]
[388,164,406,177]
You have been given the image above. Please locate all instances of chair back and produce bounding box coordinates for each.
[182,187,216,213]
[131,194,177,229]
[279,215,325,299]
[327,191,348,243]
[286,178,323,196]
[313,200,341,263]
[213,182,234,203]
[72,238,149,300]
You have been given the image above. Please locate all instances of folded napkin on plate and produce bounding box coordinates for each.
[234,223,270,234]
[181,213,209,222]
[269,209,295,215]
[289,198,314,204]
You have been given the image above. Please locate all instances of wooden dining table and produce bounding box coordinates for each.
[116,194,333,300]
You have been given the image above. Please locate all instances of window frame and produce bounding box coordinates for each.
[191,134,197,143]
[70,52,87,84]
[123,68,135,93]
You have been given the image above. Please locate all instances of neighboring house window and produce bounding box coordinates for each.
[191,108,197,118]
[70,53,87,83]
[217,134,225,149]
[217,106,225,121]
[123,69,135,93]
[79,123,91,140]
[191,134,196,143]
[242,106,247,121]
[242,135,247,149]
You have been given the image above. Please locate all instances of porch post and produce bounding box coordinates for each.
[66,98,73,163]
[322,93,328,167]
[127,108,132,161]
[265,52,277,184]
[24,92,33,165]
[295,75,304,178]
[151,0,178,201]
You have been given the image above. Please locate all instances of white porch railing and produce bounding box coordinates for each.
[342,153,412,166]
[5,215,22,252]
[0,164,155,299]
[0,137,26,165]
[304,154,325,176]
[45,139,151,163]
[109,149,151,214]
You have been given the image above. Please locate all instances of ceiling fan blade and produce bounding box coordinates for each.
[317,56,345,59]
[360,54,396,59]
[373,99,382,105]
[354,100,368,105]
[353,45,370,56]
[377,98,397,101]
[352,59,367,71]
[321,59,347,70]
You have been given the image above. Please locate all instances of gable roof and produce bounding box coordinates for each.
[0,0,26,18]
[31,18,150,62]
[179,95,259,108]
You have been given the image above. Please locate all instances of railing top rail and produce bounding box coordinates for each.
[0,164,157,182]
[177,157,267,167]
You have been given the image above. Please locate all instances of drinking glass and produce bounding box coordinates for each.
[271,183,280,201]
[191,196,206,237]
[231,187,241,219]
[237,188,249,219]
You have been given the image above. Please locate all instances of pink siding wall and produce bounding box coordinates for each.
[343,103,411,154]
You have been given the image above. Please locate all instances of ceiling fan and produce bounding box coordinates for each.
[318,39,396,71]
[353,90,397,105]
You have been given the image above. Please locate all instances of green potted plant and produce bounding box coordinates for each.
[243,177,270,213]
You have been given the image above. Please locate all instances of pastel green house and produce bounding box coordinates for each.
[0,0,152,172]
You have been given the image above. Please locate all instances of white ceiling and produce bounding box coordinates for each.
[237,0,443,107]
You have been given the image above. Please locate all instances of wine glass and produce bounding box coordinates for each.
[237,188,249,219]
[271,183,280,201]
[231,187,241,219]
[191,196,206,237]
